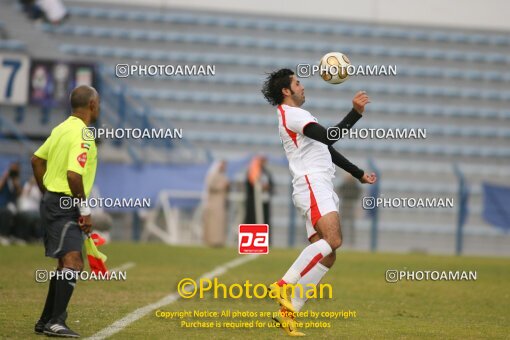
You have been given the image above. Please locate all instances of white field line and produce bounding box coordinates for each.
[87,255,260,339]
[109,262,136,272]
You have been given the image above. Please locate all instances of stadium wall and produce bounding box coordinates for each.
[67,0,510,32]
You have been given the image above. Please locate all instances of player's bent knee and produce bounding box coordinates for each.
[316,212,342,249]
[331,238,342,250]
[324,236,342,250]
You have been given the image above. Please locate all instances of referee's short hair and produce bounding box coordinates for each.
[70,85,97,110]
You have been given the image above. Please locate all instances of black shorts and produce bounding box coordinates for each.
[40,191,83,259]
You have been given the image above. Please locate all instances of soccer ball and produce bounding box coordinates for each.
[319,52,351,84]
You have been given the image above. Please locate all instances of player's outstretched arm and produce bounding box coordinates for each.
[304,117,358,146]
[328,145,363,180]
[359,172,377,184]
[303,91,370,146]
[328,146,377,184]
[352,91,370,114]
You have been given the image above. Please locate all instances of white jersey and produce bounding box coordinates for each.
[277,104,335,183]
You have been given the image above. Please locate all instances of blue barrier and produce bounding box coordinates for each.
[482,183,510,232]
[93,154,279,211]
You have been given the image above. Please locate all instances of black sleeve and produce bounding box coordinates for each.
[328,146,364,180]
[303,108,362,146]
[336,108,363,130]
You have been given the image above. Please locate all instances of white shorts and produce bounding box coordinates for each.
[292,173,340,240]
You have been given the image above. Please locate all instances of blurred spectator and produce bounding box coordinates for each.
[37,0,68,24]
[244,156,273,241]
[0,163,22,245]
[337,174,362,247]
[19,0,44,21]
[19,0,68,24]
[15,176,43,242]
[202,161,230,247]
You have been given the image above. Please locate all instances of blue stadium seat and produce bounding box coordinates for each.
[90,60,510,104]
[0,39,26,51]
[56,28,510,72]
[70,6,510,46]
[177,128,510,158]
[65,6,510,48]
[155,109,510,139]
[61,42,510,102]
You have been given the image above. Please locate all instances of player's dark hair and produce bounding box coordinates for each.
[261,68,294,106]
[70,85,97,110]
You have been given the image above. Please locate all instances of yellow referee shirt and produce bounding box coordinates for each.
[34,116,97,197]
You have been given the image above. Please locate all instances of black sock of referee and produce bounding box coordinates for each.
[50,268,77,324]
[39,275,57,322]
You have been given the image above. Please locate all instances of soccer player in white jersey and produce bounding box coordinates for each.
[262,69,377,336]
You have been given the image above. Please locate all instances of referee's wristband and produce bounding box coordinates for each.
[79,200,91,216]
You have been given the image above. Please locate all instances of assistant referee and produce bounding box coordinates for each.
[31,85,99,338]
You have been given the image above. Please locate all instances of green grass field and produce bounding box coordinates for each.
[0,243,509,339]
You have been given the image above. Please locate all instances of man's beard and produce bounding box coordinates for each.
[290,90,305,106]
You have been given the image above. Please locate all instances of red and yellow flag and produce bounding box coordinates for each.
[84,233,108,274]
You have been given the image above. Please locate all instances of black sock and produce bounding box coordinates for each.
[50,268,77,323]
[40,276,57,322]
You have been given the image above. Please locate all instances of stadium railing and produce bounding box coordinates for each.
[368,158,381,252]
[141,190,203,244]
[454,164,469,255]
